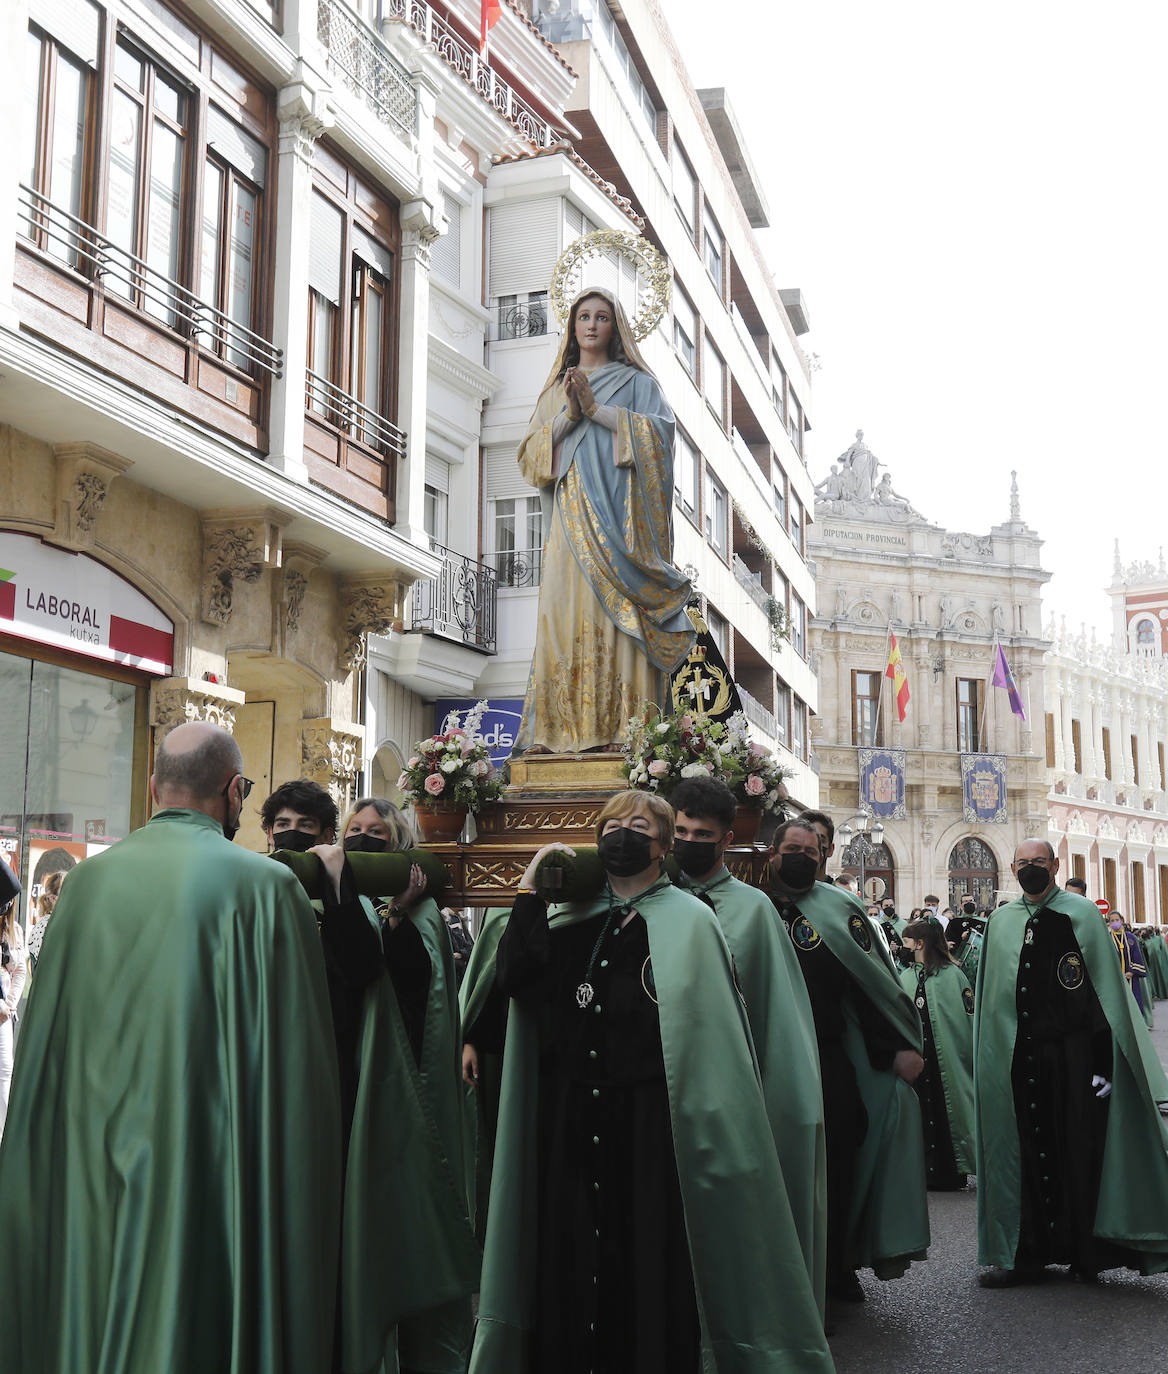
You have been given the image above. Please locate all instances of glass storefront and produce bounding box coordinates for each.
[0,645,149,930]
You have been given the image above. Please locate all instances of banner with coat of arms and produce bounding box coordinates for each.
[961,753,1007,823]
[858,748,907,820]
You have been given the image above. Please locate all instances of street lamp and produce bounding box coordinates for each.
[836,812,886,901]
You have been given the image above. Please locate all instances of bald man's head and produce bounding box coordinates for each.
[153,723,244,808]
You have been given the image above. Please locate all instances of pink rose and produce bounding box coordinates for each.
[679,715,694,731]
[469,759,490,777]
[647,759,670,778]
[744,774,765,797]
[423,773,446,796]
[407,756,420,768]
[396,772,410,791]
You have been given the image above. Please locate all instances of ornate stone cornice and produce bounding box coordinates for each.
[51,443,134,549]
[150,676,246,734]
[339,573,403,670]
[200,509,286,626]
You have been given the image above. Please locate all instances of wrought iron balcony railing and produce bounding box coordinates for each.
[17,185,283,378]
[412,540,497,652]
[305,368,407,460]
[383,0,564,148]
[318,0,417,139]
[489,298,550,342]
[492,545,542,588]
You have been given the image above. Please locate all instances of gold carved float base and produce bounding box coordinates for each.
[430,753,772,906]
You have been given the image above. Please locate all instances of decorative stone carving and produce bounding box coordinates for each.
[300,717,363,807]
[150,676,246,735]
[1009,470,1021,522]
[813,430,921,522]
[200,510,285,625]
[941,531,994,559]
[51,443,134,549]
[339,574,403,670]
[276,83,333,166]
[276,541,327,652]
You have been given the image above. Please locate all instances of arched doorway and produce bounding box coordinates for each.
[948,837,999,911]
[842,839,895,903]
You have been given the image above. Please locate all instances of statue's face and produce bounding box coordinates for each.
[574,296,614,355]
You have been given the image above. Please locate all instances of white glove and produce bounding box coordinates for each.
[1091,1074,1112,1099]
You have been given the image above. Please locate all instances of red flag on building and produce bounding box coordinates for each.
[481,0,502,55]
[885,632,910,722]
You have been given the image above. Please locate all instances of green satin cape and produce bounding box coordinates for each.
[975,886,1168,1271]
[681,869,827,1316]
[470,882,834,1374]
[0,808,342,1374]
[342,896,479,1374]
[899,962,976,1172]
[1148,934,1168,999]
[792,882,930,1279]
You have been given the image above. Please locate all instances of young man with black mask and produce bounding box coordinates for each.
[975,838,1168,1288]
[670,777,827,1316]
[768,817,929,1306]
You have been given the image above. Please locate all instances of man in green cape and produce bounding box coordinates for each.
[459,907,511,1241]
[976,838,1168,1286]
[670,777,827,1317]
[768,817,929,1302]
[0,723,342,1374]
[472,793,834,1374]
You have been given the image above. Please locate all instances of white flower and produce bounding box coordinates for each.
[440,758,461,774]
[655,722,670,734]
[679,762,711,778]
[469,759,490,777]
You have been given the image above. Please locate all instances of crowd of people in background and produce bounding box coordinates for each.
[1,725,1167,1373]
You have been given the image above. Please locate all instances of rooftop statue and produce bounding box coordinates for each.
[814,429,922,522]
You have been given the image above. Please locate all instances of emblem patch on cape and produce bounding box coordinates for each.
[915,994,926,1010]
[848,913,872,951]
[640,956,658,1005]
[1057,952,1085,990]
[962,987,975,1015]
[791,917,821,952]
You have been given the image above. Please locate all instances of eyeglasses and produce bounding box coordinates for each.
[224,775,255,802]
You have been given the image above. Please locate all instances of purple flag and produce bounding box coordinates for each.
[992,643,1026,721]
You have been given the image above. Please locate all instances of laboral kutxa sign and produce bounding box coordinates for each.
[0,532,174,675]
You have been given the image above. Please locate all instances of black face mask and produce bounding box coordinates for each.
[962,901,976,915]
[883,906,896,919]
[775,852,819,892]
[1016,863,1051,896]
[597,827,656,878]
[673,837,722,879]
[271,829,318,854]
[344,833,389,854]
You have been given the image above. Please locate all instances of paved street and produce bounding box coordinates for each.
[830,1015,1168,1373]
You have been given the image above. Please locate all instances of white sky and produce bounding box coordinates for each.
[663,0,1168,636]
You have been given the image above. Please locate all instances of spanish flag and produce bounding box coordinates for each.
[885,632,910,722]
[480,0,502,54]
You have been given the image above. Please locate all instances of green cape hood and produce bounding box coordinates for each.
[899,962,975,1171]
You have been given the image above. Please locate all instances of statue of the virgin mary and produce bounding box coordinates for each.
[513,285,694,754]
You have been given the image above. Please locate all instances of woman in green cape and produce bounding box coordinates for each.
[472,790,833,1374]
[900,919,976,1190]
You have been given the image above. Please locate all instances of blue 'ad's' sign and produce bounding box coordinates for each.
[433,699,524,769]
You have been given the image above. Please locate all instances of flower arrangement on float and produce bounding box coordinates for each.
[620,704,789,814]
[398,701,505,841]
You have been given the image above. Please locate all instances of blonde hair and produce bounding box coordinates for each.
[339,796,417,852]
[596,791,675,848]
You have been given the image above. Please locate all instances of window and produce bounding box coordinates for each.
[306,172,400,456]
[1137,618,1156,646]
[423,484,448,544]
[1102,726,1112,779]
[774,678,791,746]
[1045,712,1056,768]
[1132,734,1140,784]
[22,9,100,267]
[789,492,805,556]
[1132,861,1146,922]
[675,427,699,519]
[703,204,724,293]
[703,335,725,424]
[496,289,548,339]
[770,350,787,425]
[706,605,728,659]
[773,469,788,527]
[431,191,461,287]
[491,495,543,587]
[790,595,806,657]
[787,388,803,457]
[199,111,266,368]
[852,670,883,746]
[1102,856,1117,910]
[704,472,727,557]
[956,678,981,753]
[1071,718,1082,774]
[673,285,697,379]
[672,139,696,235]
[792,697,807,760]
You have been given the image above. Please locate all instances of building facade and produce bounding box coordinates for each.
[808,433,1050,908]
[1044,549,1168,924]
[0,0,572,907]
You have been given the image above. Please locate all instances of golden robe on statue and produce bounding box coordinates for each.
[514,294,694,753]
